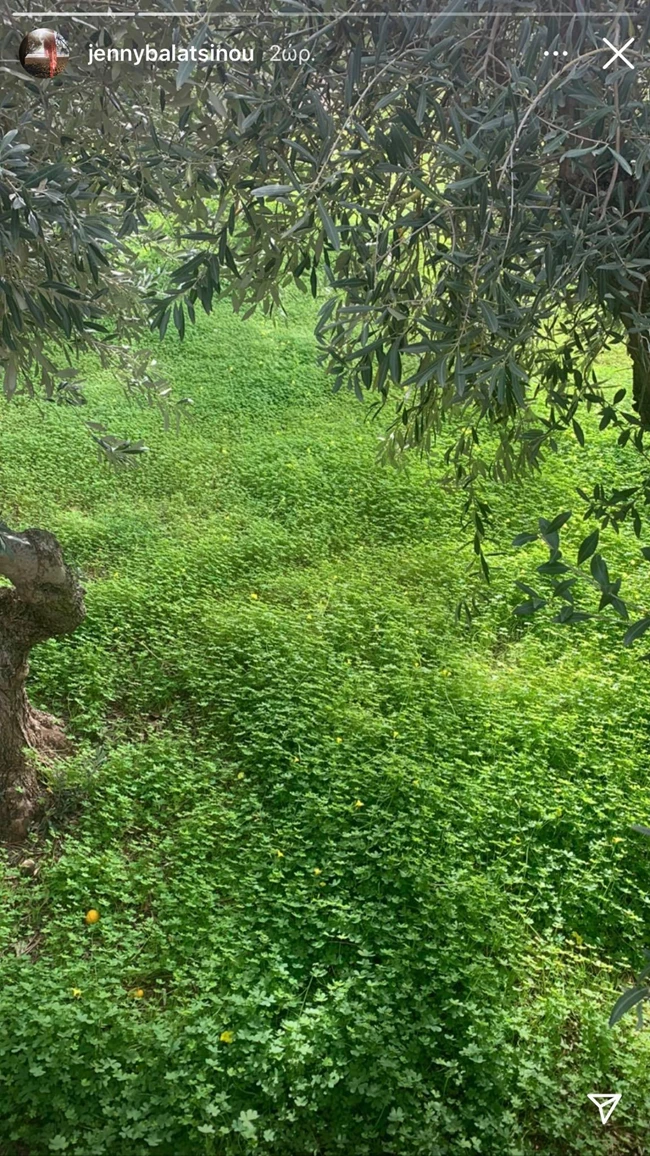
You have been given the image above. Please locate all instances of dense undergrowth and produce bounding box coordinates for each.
[0,299,650,1154]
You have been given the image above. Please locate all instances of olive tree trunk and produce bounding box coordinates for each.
[628,329,650,431]
[0,526,84,842]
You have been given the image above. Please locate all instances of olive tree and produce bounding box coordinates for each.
[1,0,650,836]
[152,0,650,606]
[0,6,199,835]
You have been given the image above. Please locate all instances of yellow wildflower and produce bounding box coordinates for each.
[220,1030,234,1044]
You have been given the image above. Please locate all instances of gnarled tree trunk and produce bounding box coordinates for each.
[0,526,84,842]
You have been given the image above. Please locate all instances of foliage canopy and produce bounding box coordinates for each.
[4,2,650,608]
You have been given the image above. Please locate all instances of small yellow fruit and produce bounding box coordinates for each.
[85,909,100,925]
[132,988,144,999]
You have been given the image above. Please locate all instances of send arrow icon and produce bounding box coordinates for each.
[588,1094,621,1124]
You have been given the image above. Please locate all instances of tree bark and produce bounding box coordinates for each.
[628,328,650,431]
[0,526,85,842]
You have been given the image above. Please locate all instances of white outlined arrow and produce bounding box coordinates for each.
[588,1093,621,1125]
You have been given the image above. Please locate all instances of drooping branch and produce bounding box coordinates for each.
[0,525,85,841]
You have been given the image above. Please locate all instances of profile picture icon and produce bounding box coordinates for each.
[19,28,70,78]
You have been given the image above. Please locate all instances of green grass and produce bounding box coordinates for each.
[1,298,650,1154]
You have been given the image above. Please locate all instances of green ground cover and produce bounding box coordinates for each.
[0,298,649,1154]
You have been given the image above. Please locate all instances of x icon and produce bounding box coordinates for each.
[602,37,635,70]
